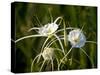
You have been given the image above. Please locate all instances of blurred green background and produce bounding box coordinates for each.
[14,2,97,73]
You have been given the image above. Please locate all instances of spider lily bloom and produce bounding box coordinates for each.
[42,47,54,60]
[15,17,62,43]
[58,29,86,70]
[68,29,86,48]
[58,29,96,70]
[31,47,64,72]
[38,23,58,36]
[40,47,54,71]
[28,17,62,37]
[31,47,56,72]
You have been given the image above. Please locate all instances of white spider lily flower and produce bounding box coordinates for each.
[68,29,86,48]
[28,17,62,36]
[38,23,58,36]
[42,47,54,60]
[15,17,62,43]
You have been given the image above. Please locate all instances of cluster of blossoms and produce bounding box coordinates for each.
[15,16,96,72]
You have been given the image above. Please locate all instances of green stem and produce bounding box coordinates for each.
[54,27,77,34]
[39,60,46,72]
[63,20,67,48]
[51,58,54,71]
[31,54,41,72]
[58,47,73,70]
[46,37,63,47]
[41,37,50,52]
[80,48,94,68]
[46,35,63,47]
[86,41,97,44]
[54,17,62,24]
[54,34,65,55]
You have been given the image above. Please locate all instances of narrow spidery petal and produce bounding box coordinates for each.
[47,37,64,48]
[41,37,50,52]
[58,47,73,69]
[15,35,46,43]
[86,41,97,44]
[54,27,78,34]
[39,60,46,72]
[54,34,65,55]
[31,54,41,72]
[28,27,40,32]
[54,17,62,24]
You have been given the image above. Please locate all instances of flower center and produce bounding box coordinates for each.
[73,37,80,43]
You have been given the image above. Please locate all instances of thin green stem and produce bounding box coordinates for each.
[69,58,73,66]
[37,36,51,63]
[58,47,73,70]
[45,35,63,47]
[41,37,50,52]
[58,17,63,26]
[63,19,67,47]
[48,9,53,23]
[70,47,74,66]
[54,27,77,34]
[56,58,60,71]
[54,34,65,55]
[54,17,62,24]
[80,24,85,32]
[80,48,94,68]
[47,38,63,47]
[86,41,97,44]
[39,60,46,72]
[31,54,41,72]
[35,15,42,26]
[51,58,54,71]
[37,55,41,63]
[46,37,63,47]
[53,48,64,53]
